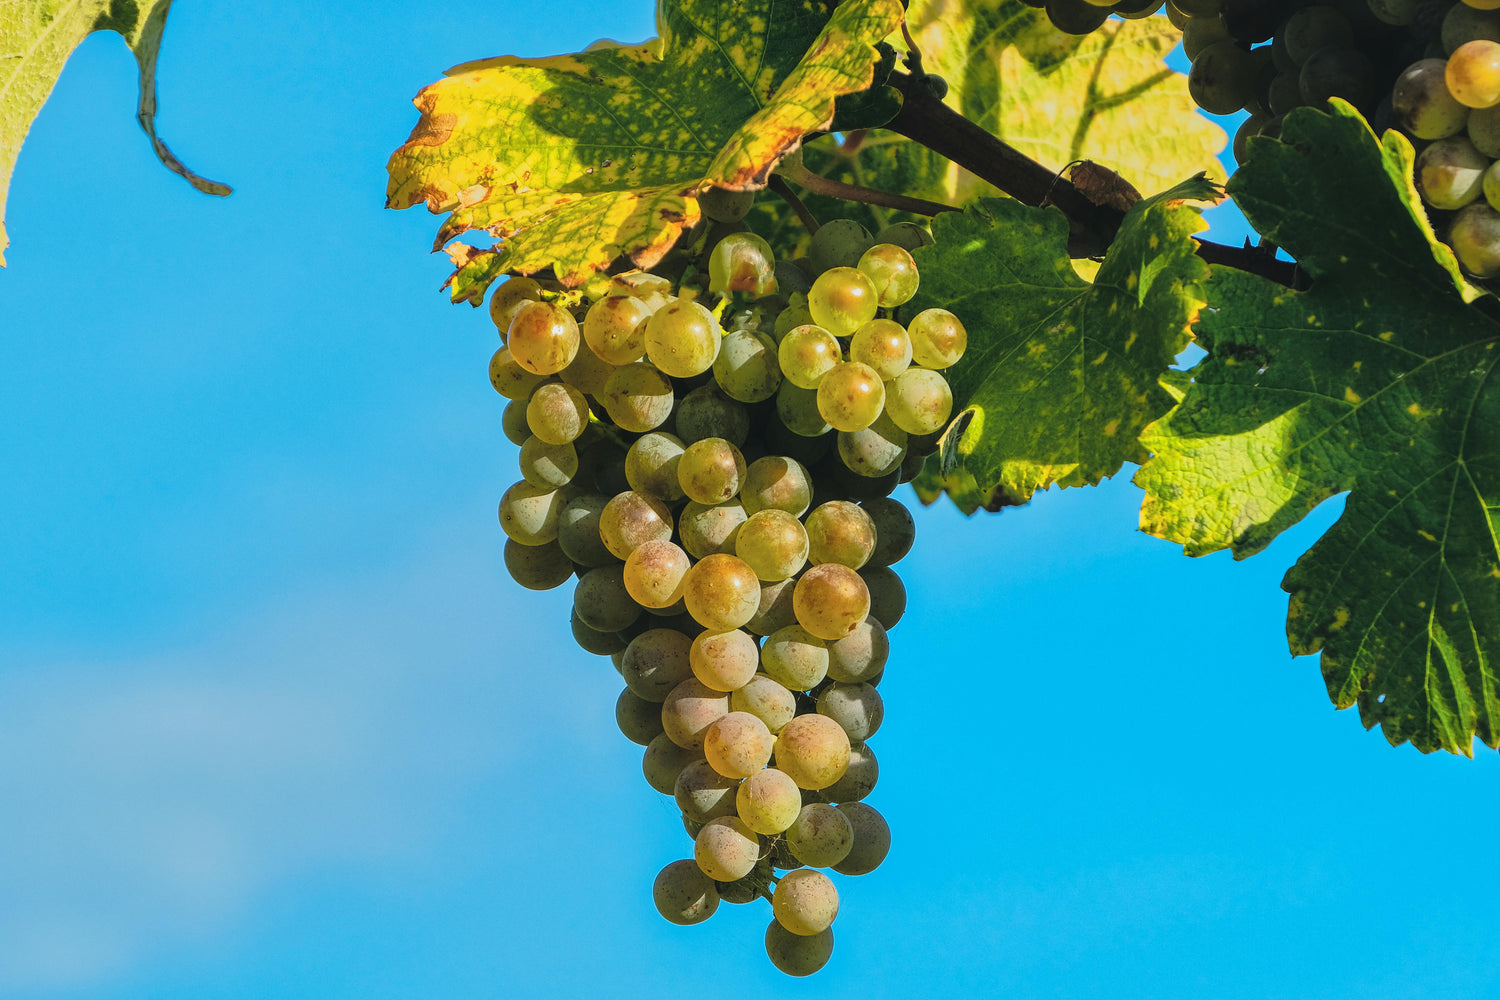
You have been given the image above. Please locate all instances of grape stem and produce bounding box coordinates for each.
[776,154,959,218]
[882,71,1306,288]
[768,174,822,234]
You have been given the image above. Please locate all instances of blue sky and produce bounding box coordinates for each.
[2,5,1497,999]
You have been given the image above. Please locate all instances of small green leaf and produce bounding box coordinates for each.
[1136,103,1500,755]
[905,174,1215,507]
[0,0,229,266]
[385,0,903,294]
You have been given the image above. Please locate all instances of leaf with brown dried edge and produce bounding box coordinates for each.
[0,0,229,266]
[385,0,904,298]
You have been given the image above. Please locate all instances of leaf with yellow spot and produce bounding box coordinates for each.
[0,0,229,266]
[905,173,1216,514]
[1135,103,1500,756]
[385,0,904,294]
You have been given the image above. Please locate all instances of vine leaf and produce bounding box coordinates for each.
[1135,102,1500,756]
[384,0,904,299]
[904,174,1217,514]
[0,0,230,266]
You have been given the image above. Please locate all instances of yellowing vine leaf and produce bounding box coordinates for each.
[385,0,903,298]
[0,0,230,266]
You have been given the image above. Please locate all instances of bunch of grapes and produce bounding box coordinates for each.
[1042,0,1500,279]
[489,199,967,975]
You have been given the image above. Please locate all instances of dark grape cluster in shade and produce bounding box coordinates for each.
[489,199,967,975]
[1040,0,1500,279]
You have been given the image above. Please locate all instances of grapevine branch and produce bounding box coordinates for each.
[883,71,1305,289]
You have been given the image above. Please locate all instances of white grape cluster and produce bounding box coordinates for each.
[487,209,968,975]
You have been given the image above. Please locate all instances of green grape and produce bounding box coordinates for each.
[746,577,798,636]
[856,243,920,307]
[557,494,616,567]
[582,438,630,496]
[1448,39,1500,107]
[736,509,810,582]
[764,921,833,977]
[499,481,563,545]
[699,185,756,223]
[831,802,890,875]
[1266,70,1304,117]
[1367,0,1418,26]
[807,219,874,273]
[761,624,830,690]
[819,742,877,803]
[1468,103,1500,156]
[708,231,778,298]
[1181,13,1232,59]
[730,673,797,733]
[1484,159,1500,210]
[774,259,812,298]
[674,384,751,446]
[778,324,842,389]
[1449,202,1500,276]
[690,629,760,691]
[713,329,782,402]
[1045,0,1111,33]
[859,564,906,628]
[1188,40,1259,114]
[601,362,674,432]
[703,710,775,779]
[678,500,748,559]
[807,267,879,337]
[873,222,933,251]
[777,381,834,438]
[794,563,871,640]
[625,432,687,502]
[862,496,915,566]
[518,435,577,489]
[573,611,626,656]
[643,733,704,794]
[884,366,954,435]
[526,382,590,445]
[694,815,761,881]
[848,319,913,380]
[623,539,691,609]
[741,456,814,517]
[489,346,548,400]
[717,865,770,905]
[817,361,886,433]
[489,275,543,338]
[503,537,573,591]
[677,437,747,505]
[772,868,839,938]
[508,300,580,375]
[1113,0,1165,18]
[837,414,908,478]
[674,758,740,823]
[662,677,731,750]
[1417,136,1488,209]
[817,682,884,742]
[1298,47,1374,108]
[1393,59,1470,139]
[826,616,889,684]
[599,490,674,559]
[1444,3,1500,54]
[1282,6,1354,66]
[621,628,695,701]
[736,767,803,834]
[645,299,722,377]
[616,687,666,745]
[653,859,720,925]
[682,553,762,631]
[583,295,652,365]
[785,804,854,869]
[773,713,851,790]
[1174,0,1222,18]
[501,398,531,446]
[574,564,643,633]
[805,501,877,570]
[907,308,968,368]
[773,302,816,341]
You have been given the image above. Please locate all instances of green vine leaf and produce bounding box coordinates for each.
[1135,102,1500,756]
[385,0,904,298]
[904,174,1217,513]
[0,0,229,266]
